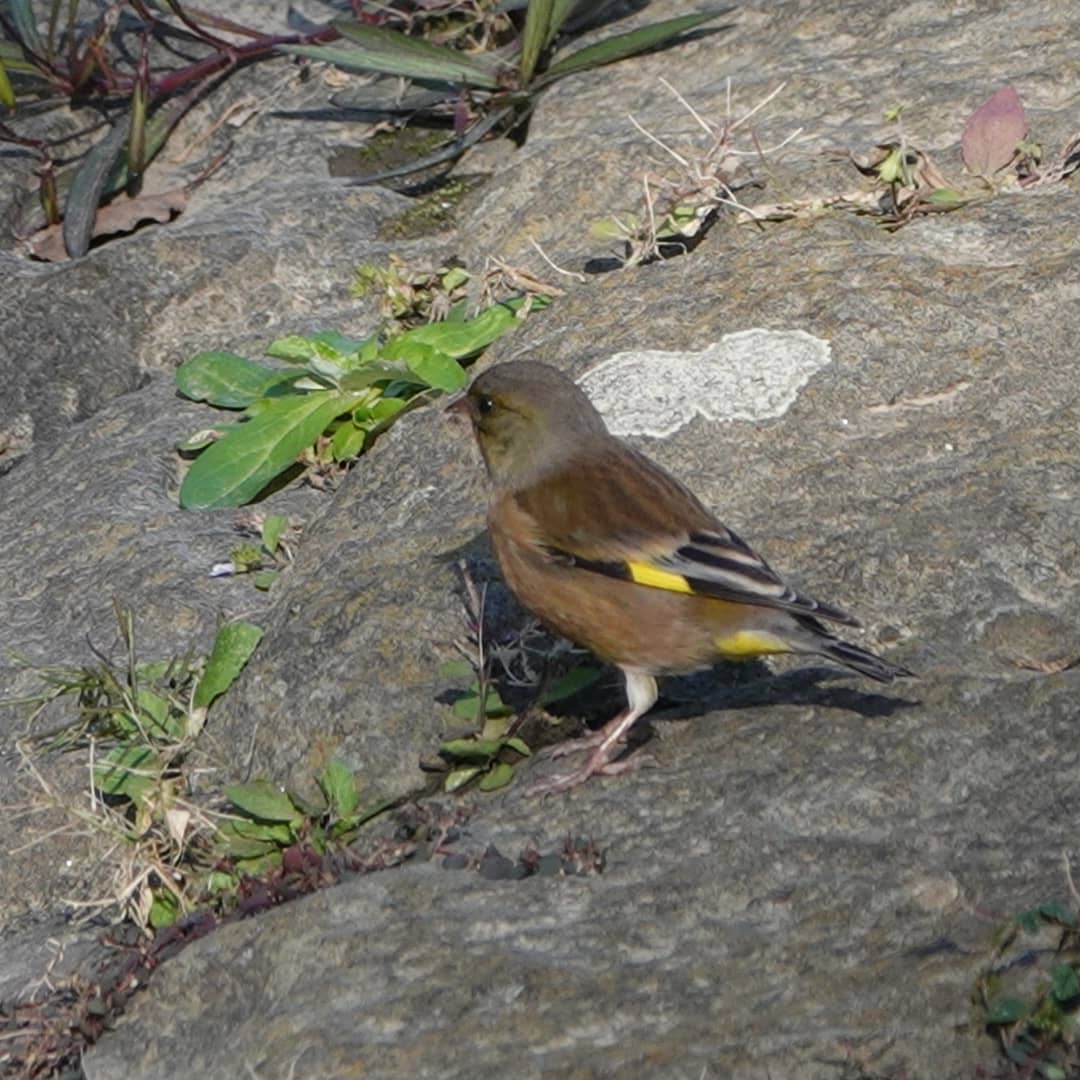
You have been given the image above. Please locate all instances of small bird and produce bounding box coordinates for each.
[451,360,913,797]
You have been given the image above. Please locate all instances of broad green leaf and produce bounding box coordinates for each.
[405,345,468,392]
[179,392,361,508]
[986,996,1027,1024]
[318,759,361,818]
[440,737,505,760]
[540,10,730,86]
[1052,963,1080,1002]
[330,420,367,461]
[444,764,483,792]
[261,514,287,555]
[503,737,532,757]
[148,889,180,929]
[225,778,302,823]
[177,352,297,408]
[390,301,523,360]
[94,744,159,802]
[311,330,369,357]
[339,362,415,392]
[234,851,285,876]
[370,396,409,422]
[224,818,296,845]
[478,761,515,791]
[193,621,263,709]
[541,665,602,704]
[266,335,322,362]
[282,22,499,90]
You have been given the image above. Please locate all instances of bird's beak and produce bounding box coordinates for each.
[443,391,471,419]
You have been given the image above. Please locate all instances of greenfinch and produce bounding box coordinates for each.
[452,360,913,796]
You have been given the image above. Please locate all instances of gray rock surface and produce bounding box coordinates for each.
[3,0,1080,1076]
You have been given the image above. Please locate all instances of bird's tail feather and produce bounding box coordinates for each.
[817,636,914,683]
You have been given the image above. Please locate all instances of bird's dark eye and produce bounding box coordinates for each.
[476,395,495,416]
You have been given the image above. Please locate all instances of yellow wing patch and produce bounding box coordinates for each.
[626,561,694,594]
[713,630,792,658]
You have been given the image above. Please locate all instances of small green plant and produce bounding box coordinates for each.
[205,759,387,903]
[11,606,264,927]
[176,294,545,509]
[351,258,472,324]
[213,513,293,591]
[438,657,529,792]
[978,896,1080,1076]
[285,3,731,183]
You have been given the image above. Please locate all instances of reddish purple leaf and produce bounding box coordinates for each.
[961,84,1028,176]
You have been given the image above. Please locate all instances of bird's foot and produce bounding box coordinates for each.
[524,747,656,798]
[537,728,621,760]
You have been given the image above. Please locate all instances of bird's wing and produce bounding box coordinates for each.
[515,445,861,628]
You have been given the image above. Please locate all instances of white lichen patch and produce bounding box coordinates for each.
[579,329,833,437]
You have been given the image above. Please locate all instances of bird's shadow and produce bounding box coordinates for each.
[435,539,919,751]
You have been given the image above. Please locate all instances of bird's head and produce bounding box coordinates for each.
[449,361,609,489]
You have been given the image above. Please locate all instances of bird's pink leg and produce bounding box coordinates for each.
[526,670,657,797]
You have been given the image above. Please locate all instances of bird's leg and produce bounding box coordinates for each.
[526,670,657,797]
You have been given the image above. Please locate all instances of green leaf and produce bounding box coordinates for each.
[1038,901,1079,927]
[541,665,602,704]
[503,737,532,757]
[339,362,416,392]
[451,689,482,721]
[444,764,483,792]
[137,687,183,740]
[478,761,515,791]
[282,21,499,90]
[401,344,468,392]
[540,10,729,86]
[63,119,129,259]
[149,889,180,929]
[6,0,44,55]
[261,514,288,554]
[179,392,361,509]
[389,301,523,360]
[318,759,361,818]
[225,779,302,823]
[440,737,505,761]
[0,57,15,109]
[266,335,323,363]
[193,622,263,709]
[252,570,278,591]
[311,330,368,357]
[1052,963,1080,1003]
[519,0,554,85]
[439,659,476,684]
[330,419,367,461]
[986,996,1028,1024]
[177,352,297,408]
[1015,907,1042,933]
[93,744,159,802]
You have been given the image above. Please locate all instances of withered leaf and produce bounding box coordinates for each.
[29,187,188,262]
[961,84,1028,177]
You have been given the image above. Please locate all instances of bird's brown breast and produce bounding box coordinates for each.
[488,491,751,674]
